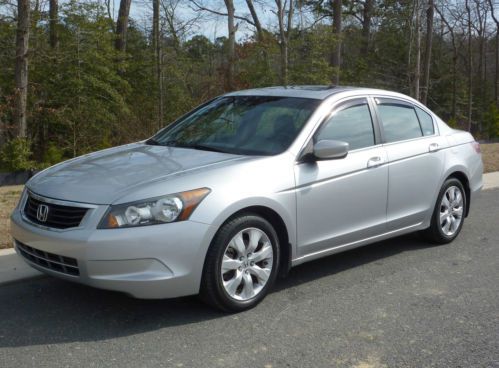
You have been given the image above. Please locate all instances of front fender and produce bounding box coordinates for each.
[208,195,297,259]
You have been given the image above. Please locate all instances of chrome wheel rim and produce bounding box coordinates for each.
[221,227,274,301]
[440,185,464,236]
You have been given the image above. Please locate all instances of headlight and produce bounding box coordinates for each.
[98,188,210,229]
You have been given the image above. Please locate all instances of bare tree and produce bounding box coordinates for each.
[471,0,488,125]
[361,0,373,56]
[105,0,114,26]
[14,0,30,138]
[189,0,246,90]
[224,0,236,90]
[435,3,459,119]
[421,0,433,105]
[115,0,132,52]
[413,0,421,100]
[488,0,499,106]
[332,0,342,84]
[275,0,294,85]
[465,0,472,131]
[161,0,179,51]
[153,0,163,128]
[49,0,58,49]
[245,0,264,41]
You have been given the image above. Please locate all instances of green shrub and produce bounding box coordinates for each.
[42,143,64,167]
[484,104,499,139]
[0,138,35,172]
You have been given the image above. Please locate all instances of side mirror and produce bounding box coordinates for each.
[313,139,349,160]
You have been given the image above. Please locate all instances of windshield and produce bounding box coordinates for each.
[148,96,321,155]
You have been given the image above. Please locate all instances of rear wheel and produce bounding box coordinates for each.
[422,178,466,244]
[200,214,280,312]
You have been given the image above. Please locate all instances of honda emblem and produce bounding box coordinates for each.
[36,204,49,222]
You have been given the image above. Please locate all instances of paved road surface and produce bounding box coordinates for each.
[0,189,498,368]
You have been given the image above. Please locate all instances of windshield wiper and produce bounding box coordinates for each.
[147,139,230,153]
[145,138,161,145]
[145,138,179,147]
[179,143,230,153]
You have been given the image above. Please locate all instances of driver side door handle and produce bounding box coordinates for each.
[367,156,383,168]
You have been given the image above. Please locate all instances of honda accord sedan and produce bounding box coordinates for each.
[11,86,483,311]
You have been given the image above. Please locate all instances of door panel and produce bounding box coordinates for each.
[383,138,445,230]
[373,97,446,230]
[294,98,388,257]
[295,148,388,256]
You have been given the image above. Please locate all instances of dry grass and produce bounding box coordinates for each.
[481,143,499,173]
[0,144,498,249]
[0,185,23,249]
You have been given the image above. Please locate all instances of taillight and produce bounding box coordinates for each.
[471,141,481,154]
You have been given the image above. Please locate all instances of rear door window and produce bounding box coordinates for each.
[376,101,423,143]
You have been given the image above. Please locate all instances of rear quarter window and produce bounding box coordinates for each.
[415,106,435,136]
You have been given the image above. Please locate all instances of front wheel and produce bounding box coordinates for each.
[422,178,466,244]
[200,214,280,312]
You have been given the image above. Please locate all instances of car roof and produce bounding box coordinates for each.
[225,85,356,100]
[224,85,410,100]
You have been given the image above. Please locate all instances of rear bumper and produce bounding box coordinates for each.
[468,157,483,215]
[10,208,217,299]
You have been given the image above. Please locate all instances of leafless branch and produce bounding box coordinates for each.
[189,0,255,26]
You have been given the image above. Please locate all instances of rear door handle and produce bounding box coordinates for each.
[428,143,439,152]
[367,156,383,168]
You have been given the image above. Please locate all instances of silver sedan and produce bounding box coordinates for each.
[10,86,483,311]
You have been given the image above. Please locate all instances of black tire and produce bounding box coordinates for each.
[200,214,280,312]
[422,178,467,244]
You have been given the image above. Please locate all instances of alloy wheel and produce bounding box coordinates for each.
[439,185,464,236]
[221,227,274,301]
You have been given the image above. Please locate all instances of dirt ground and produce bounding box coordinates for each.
[481,143,499,173]
[0,144,497,249]
[0,185,23,249]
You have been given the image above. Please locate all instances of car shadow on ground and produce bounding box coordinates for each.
[275,232,430,292]
[0,233,430,348]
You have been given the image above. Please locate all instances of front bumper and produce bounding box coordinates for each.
[10,207,217,299]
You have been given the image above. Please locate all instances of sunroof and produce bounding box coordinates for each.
[286,85,337,91]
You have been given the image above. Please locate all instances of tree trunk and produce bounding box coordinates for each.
[488,0,499,106]
[245,0,263,41]
[49,0,58,49]
[420,0,433,105]
[331,0,342,84]
[496,27,499,107]
[153,0,163,130]
[276,0,286,85]
[275,0,293,85]
[361,0,373,56]
[115,0,132,52]
[245,0,269,70]
[413,0,421,100]
[14,0,30,138]
[465,0,472,131]
[224,0,236,91]
[435,4,457,119]
[474,0,486,133]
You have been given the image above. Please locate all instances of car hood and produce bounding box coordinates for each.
[27,143,246,204]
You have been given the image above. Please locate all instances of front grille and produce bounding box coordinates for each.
[23,194,88,229]
[17,241,80,276]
